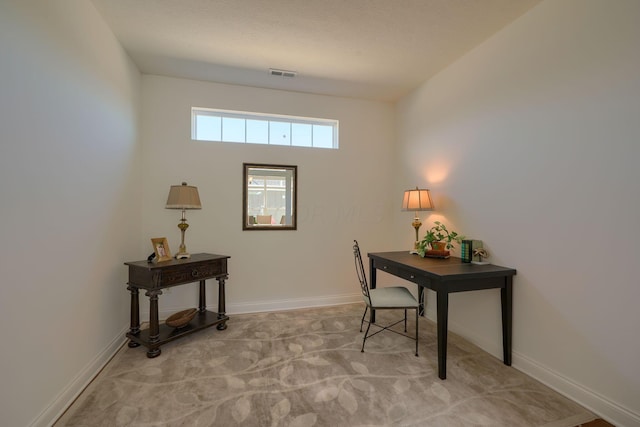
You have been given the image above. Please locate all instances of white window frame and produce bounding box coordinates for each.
[191,107,339,149]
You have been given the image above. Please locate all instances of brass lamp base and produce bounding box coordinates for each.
[411,213,422,253]
[175,212,191,259]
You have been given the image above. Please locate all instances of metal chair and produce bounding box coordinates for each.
[353,240,419,356]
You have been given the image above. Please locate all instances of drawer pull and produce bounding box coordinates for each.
[192,270,200,277]
[410,275,415,279]
[383,266,388,270]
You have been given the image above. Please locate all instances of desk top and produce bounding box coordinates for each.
[368,251,515,281]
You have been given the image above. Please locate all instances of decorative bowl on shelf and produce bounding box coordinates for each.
[165,308,198,329]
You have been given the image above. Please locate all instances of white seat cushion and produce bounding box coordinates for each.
[363,286,418,308]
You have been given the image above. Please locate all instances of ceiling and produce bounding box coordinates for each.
[91,0,541,102]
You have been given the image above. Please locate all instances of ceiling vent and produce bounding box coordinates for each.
[269,68,297,78]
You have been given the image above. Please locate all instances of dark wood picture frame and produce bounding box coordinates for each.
[243,163,297,230]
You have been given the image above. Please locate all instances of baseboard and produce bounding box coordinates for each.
[30,325,129,427]
[226,293,363,315]
[514,352,640,427]
[442,316,639,427]
[149,293,362,320]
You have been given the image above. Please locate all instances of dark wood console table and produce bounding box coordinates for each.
[124,253,229,358]
[368,251,516,379]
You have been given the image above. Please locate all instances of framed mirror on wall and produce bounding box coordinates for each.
[243,163,297,230]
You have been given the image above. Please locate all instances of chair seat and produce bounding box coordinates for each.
[364,286,418,309]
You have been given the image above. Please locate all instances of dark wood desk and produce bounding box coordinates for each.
[368,251,516,379]
[124,253,229,358]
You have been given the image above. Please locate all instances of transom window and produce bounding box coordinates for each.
[192,107,339,149]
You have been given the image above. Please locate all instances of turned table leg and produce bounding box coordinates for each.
[146,289,162,358]
[216,276,227,330]
[199,279,206,313]
[127,285,140,348]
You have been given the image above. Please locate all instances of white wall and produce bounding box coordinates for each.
[395,0,640,425]
[0,1,141,426]
[139,75,396,316]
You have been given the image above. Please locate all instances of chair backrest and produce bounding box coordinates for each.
[353,240,370,299]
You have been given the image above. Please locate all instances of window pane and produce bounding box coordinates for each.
[313,125,333,148]
[246,119,268,144]
[222,117,245,143]
[195,115,221,141]
[292,123,312,147]
[269,121,291,146]
[247,189,264,216]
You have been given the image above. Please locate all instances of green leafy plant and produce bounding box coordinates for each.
[417,221,464,257]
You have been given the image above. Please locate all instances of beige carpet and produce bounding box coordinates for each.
[56,303,595,426]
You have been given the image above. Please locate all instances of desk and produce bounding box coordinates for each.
[124,253,229,358]
[368,251,515,379]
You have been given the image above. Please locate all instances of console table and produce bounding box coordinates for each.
[368,251,516,379]
[124,253,229,358]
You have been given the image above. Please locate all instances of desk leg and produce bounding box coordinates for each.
[369,259,377,323]
[216,276,227,330]
[501,276,513,366]
[437,291,449,380]
[146,289,162,358]
[199,279,206,313]
[127,285,140,348]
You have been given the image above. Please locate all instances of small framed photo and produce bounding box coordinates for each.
[151,237,172,262]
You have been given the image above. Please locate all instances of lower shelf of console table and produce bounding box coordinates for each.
[126,310,229,353]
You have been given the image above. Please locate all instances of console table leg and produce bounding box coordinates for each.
[127,285,140,348]
[146,289,162,358]
[199,279,206,313]
[418,287,425,317]
[437,291,449,380]
[216,276,227,330]
[501,277,513,366]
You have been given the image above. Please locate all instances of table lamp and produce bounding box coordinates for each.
[166,182,202,259]
[401,187,433,252]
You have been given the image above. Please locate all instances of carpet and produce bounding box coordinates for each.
[56,303,595,426]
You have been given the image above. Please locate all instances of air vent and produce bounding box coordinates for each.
[269,68,297,78]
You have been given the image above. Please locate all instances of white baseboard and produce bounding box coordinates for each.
[514,352,640,427]
[442,316,640,427]
[148,293,363,319]
[226,293,363,315]
[31,325,129,427]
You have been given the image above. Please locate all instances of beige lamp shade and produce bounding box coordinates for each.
[401,187,433,211]
[166,182,202,209]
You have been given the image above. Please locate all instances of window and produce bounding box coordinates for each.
[192,107,339,149]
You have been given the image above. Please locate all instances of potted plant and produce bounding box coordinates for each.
[417,221,464,257]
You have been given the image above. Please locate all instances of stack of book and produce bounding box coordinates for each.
[461,239,483,263]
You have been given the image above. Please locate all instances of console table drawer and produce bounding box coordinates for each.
[158,262,225,287]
